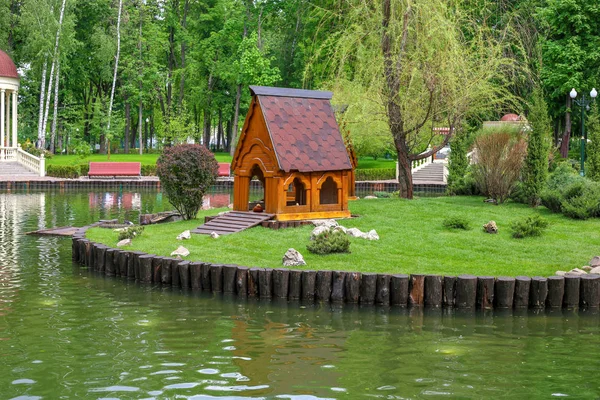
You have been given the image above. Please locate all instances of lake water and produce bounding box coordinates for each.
[0,189,599,399]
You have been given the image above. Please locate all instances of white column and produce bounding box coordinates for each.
[12,90,17,148]
[0,89,5,148]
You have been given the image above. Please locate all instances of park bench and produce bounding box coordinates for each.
[88,162,141,179]
[218,162,231,177]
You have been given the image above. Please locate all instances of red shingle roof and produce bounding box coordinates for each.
[252,86,352,173]
[0,49,18,79]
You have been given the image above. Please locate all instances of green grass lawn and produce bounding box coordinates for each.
[86,196,600,277]
[46,151,233,166]
[356,157,397,169]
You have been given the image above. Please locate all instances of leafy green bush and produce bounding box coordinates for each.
[442,217,471,230]
[447,171,480,196]
[510,215,549,238]
[118,226,144,241]
[79,163,90,176]
[560,183,600,220]
[307,229,351,255]
[355,168,396,181]
[540,189,563,213]
[141,164,157,176]
[46,164,81,178]
[156,144,219,220]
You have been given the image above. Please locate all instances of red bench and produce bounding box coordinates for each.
[218,162,231,177]
[88,162,141,179]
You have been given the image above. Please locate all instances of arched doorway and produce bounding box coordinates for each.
[249,164,266,211]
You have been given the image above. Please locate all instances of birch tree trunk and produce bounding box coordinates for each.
[50,59,60,154]
[106,0,123,159]
[37,58,47,148]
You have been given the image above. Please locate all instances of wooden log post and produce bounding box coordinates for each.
[390,274,409,307]
[529,276,548,309]
[201,263,212,291]
[94,245,106,273]
[132,251,145,281]
[114,250,123,277]
[190,262,203,290]
[223,265,238,294]
[211,264,224,293]
[580,274,600,308]
[84,240,93,268]
[288,270,302,301]
[443,276,457,308]
[424,275,442,308]
[476,276,494,310]
[79,239,88,265]
[105,248,117,276]
[456,275,477,309]
[258,268,271,298]
[248,268,260,298]
[345,272,361,304]
[72,237,79,261]
[138,254,154,283]
[171,259,181,288]
[494,277,515,309]
[301,270,316,302]
[178,261,191,289]
[360,273,377,305]
[272,269,290,299]
[376,274,391,306]
[236,267,248,297]
[331,271,346,303]
[514,276,531,308]
[563,274,580,309]
[409,274,425,307]
[152,256,163,283]
[316,270,333,302]
[161,257,173,285]
[546,276,564,308]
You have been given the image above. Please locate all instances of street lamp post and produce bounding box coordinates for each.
[570,88,598,176]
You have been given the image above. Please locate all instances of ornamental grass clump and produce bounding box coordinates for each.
[156,144,219,220]
[442,216,471,230]
[307,229,351,255]
[510,215,549,238]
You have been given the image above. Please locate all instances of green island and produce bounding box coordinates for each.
[86,196,600,277]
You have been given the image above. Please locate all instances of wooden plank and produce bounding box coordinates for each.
[192,211,274,235]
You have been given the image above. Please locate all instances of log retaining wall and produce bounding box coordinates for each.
[72,227,600,311]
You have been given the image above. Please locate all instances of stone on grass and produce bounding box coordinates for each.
[483,221,498,234]
[171,246,190,257]
[582,266,592,272]
[568,268,587,275]
[114,227,127,233]
[347,227,364,237]
[555,271,567,276]
[590,256,600,267]
[177,230,191,240]
[364,195,377,199]
[590,266,600,274]
[210,232,220,239]
[363,229,379,241]
[311,225,330,240]
[333,225,347,234]
[311,219,338,229]
[283,248,306,267]
[117,238,132,247]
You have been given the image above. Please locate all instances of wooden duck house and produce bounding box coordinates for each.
[232,86,354,221]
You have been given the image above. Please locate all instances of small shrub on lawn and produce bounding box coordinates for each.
[442,217,471,230]
[540,188,563,213]
[560,183,600,219]
[510,216,549,238]
[118,226,144,241]
[307,229,350,255]
[46,164,81,178]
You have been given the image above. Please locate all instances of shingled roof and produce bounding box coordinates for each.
[250,86,352,173]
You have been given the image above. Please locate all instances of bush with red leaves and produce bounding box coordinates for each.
[156,144,219,220]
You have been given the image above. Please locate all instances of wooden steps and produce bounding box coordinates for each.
[191,211,274,235]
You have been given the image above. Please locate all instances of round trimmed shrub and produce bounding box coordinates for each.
[156,144,219,220]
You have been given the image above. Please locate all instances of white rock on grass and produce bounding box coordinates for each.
[582,266,592,272]
[568,268,587,275]
[555,271,567,276]
[283,248,306,267]
[311,219,338,229]
[333,225,347,234]
[362,229,379,241]
[590,266,600,274]
[171,246,190,257]
[117,238,132,247]
[346,227,364,237]
[590,256,600,267]
[177,230,191,240]
[364,195,377,199]
[311,225,330,240]
[210,232,220,239]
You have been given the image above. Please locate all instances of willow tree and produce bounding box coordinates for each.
[312,0,516,198]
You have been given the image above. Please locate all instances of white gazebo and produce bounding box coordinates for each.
[0,49,44,176]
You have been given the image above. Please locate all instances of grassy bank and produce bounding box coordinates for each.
[46,152,233,167]
[86,196,600,277]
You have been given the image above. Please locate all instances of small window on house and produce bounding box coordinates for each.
[319,177,338,205]
[287,178,306,206]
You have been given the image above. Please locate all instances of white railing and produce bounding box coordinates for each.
[395,149,434,180]
[0,147,17,161]
[16,145,45,177]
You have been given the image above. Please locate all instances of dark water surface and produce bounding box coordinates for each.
[1,190,599,399]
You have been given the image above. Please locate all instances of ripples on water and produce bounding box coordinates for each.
[0,190,599,399]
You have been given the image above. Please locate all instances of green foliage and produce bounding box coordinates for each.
[141,164,157,176]
[306,229,350,255]
[447,130,471,195]
[560,182,600,220]
[46,164,81,179]
[355,168,396,181]
[521,89,552,206]
[117,226,144,241]
[587,103,600,181]
[442,217,471,230]
[510,216,549,239]
[156,144,219,220]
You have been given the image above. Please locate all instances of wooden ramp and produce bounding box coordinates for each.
[191,211,274,235]
[26,226,80,237]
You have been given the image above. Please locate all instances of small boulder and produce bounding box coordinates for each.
[582,266,592,272]
[483,221,498,234]
[218,211,229,216]
[311,225,330,240]
[555,270,567,276]
[590,256,600,267]
[590,266,600,274]
[171,246,190,257]
[210,232,220,239]
[568,268,587,275]
[346,227,364,237]
[283,248,306,267]
[333,225,347,234]
[117,238,132,247]
[177,230,191,240]
[311,219,338,229]
[364,195,377,199]
[362,229,379,241]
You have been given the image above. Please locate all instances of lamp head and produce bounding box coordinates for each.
[591,88,598,98]
[570,88,578,99]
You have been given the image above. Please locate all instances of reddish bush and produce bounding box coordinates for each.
[156,144,219,219]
